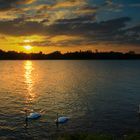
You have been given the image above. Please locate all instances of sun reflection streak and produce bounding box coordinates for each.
[24,61,35,102]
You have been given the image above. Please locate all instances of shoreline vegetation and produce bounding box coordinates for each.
[0,49,140,60]
[52,133,140,140]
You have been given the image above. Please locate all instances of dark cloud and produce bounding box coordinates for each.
[55,14,96,23]
[117,25,140,45]
[46,17,131,37]
[0,0,35,11]
[45,17,139,46]
[0,18,46,36]
[0,14,139,47]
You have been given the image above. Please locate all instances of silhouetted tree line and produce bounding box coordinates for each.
[0,49,140,60]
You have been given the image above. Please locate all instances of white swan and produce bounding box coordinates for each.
[57,116,69,124]
[55,113,70,125]
[27,112,41,119]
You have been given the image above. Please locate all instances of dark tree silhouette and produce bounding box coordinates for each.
[0,49,140,60]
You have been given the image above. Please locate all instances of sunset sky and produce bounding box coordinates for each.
[0,0,140,53]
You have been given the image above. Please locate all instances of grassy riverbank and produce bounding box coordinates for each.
[52,133,140,140]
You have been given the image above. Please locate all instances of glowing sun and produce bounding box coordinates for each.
[24,45,32,50]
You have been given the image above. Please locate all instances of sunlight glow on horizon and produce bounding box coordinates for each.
[24,45,33,51]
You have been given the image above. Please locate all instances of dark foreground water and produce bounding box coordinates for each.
[0,60,140,139]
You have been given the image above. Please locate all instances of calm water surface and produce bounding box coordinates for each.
[0,60,140,139]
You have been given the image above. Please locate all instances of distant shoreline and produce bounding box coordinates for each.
[0,49,140,60]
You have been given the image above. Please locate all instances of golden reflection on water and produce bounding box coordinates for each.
[24,61,35,102]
